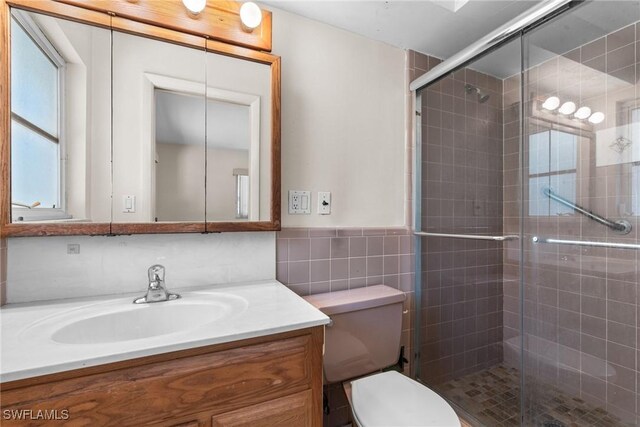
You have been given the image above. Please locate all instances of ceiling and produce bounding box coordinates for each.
[263,1,640,80]
[156,91,250,151]
[262,0,538,61]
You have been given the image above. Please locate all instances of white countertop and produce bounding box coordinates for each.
[0,280,329,383]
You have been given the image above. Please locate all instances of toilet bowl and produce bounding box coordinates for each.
[346,371,460,427]
[303,286,460,427]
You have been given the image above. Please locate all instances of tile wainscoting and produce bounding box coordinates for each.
[276,226,415,427]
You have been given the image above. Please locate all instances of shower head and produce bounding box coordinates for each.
[464,84,490,104]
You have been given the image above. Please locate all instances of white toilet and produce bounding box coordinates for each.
[304,285,460,427]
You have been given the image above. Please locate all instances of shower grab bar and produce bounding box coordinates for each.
[533,236,640,250]
[414,232,519,241]
[543,187,632,235]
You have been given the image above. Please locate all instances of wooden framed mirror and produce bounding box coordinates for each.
[0,0,280,237]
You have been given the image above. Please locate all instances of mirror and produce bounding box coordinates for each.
[4,5,280,236]
[9,9,111,224]
[205,52,271,222]
[112,30,206,224]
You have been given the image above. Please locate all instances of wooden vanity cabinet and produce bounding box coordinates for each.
[0,327,323,427]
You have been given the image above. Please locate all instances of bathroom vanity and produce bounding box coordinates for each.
[0,281,329,426]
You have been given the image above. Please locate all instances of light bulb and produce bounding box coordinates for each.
[240,2,262,29]
[558,101,576,115]
[183,0,206,14]
[574,106,591,120]
[542,96,560,111]
[588,112,605,124]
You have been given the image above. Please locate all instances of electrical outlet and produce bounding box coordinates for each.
[288,190,311,214]
[318,192,331,215]
[67,244,80,255]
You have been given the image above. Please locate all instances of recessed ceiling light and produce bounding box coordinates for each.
[542,96,560,111]
[588,112,605,124]
[558,101,576,115]
[574,106,591,120]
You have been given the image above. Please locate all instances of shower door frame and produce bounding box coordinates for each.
[410,1,588,425]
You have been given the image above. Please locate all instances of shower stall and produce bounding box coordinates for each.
[412,1,640,425]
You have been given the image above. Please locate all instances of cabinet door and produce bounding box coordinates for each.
[211,390,312,427]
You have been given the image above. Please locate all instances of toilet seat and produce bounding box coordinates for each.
[350,371,460,427]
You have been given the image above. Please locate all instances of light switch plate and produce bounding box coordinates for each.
[288,190,311,214]
[122,195,136,213]
[318,192,331,215]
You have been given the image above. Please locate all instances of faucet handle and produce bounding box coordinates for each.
[148,264,165,283]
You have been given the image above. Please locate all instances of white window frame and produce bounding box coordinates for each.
[10,10,70,222]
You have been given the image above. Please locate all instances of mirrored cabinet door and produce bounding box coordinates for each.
[10,9,111,224]
[111,29,206,226]
[205,52,272,223]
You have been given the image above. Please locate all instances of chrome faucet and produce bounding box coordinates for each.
[133,264,181,304]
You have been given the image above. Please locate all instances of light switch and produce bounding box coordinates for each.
[123,195,136,213]
[288,190,311,214]
[318,192,331,215]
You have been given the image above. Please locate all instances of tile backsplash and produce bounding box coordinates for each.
[7,232,275,304]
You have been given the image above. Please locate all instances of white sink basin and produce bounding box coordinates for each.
[21,292,248,345]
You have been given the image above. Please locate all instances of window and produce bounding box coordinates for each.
[10,11,67,221]
[528,129,578,216]
[234,169,249,219]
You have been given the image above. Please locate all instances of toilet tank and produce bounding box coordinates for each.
[303,285,406,383]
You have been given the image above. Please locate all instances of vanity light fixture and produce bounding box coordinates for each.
[541,96,560,111]
[240,2,262,30]
[574,106,591,120]
[588,111,605,124]
[558,101,576,115]
[183,0,206,15]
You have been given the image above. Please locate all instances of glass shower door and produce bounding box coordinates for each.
[414,36,523,426]
[522,2,640,425]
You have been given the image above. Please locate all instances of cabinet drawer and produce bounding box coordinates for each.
[212,390,312,427]
[1,335,313,426]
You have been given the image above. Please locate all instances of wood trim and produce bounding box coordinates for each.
[0,1,281,237]
[6,0,110,28]
[57,0,272,52]
[0,1,10,237]
[270,56,282,231]
[1,326,322,391]
[110,222,206,235]
[111,15,206,50]
[309,326,324,427]
[205,38,278,65]
[1,222,111,237]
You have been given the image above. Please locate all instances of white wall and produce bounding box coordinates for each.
[6,8,409,305]
[269,6,407,227]
[7,233,275,303]
[155,144,249,222]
